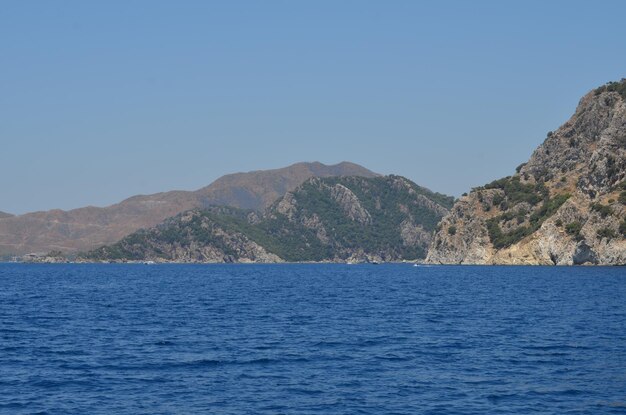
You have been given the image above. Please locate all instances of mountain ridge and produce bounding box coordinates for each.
[0,161,377,256]
[83,175,454,263]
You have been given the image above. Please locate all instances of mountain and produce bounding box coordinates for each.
[0,211,13,219]
[0,162,377,256]
[82,175,454,263]
[426,79,626,265]
[196,161,377,210]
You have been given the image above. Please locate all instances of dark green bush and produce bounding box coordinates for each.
[597,228,617,240]
[595,79,626,100]
[566,222,583,240]
[590,202,613,218]
[492,194,504,206]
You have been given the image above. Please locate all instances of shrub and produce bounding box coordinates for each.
[590,202,613,218]
[620,220,626,237]
[597,228,617,240]
[595,79,626,100]
[448,226,457,235]
[566,221,583,240]
[492,194,504,206]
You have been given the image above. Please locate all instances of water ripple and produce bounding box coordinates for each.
[0,263,625,414]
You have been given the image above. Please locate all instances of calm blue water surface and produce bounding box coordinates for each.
[1,264,625,414]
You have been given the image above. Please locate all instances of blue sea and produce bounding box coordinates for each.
[1,264,625,414]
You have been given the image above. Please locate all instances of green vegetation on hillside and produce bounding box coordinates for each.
[590,202,613,218]
[484,175,570,249]
[596,228,617,240]
[595,79,626,100]
[84,175,453,262]
[250,176,452,261]
[565,221,583,240]
[483,176,547,205]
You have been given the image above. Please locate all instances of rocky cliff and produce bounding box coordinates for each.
[83,175,454,263]
[426,80,626,265]
[0,161,377,256]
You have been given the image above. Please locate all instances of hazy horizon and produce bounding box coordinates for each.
[2,0,626,214]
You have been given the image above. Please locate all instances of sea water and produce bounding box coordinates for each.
[1,263,625,414]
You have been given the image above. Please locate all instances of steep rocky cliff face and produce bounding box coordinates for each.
[0,161,377,256]
[427,80,626,265]
[84,176,454,263]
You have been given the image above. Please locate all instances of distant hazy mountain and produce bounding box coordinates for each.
[194,161,377,210]
[83,175,454,263]
[0,211,13,219]
[0,162,377,256]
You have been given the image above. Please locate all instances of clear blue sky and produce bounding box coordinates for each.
[2,1,625,214]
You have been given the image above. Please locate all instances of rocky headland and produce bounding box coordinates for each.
[426,80,626,265]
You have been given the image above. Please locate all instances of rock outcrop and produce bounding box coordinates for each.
[426,80,626,265]
[83,175,454,263]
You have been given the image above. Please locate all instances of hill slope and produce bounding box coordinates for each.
[0,162,376,256]
[426,80,626,265]
[84,175,454,263]
[0,211,13,219]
